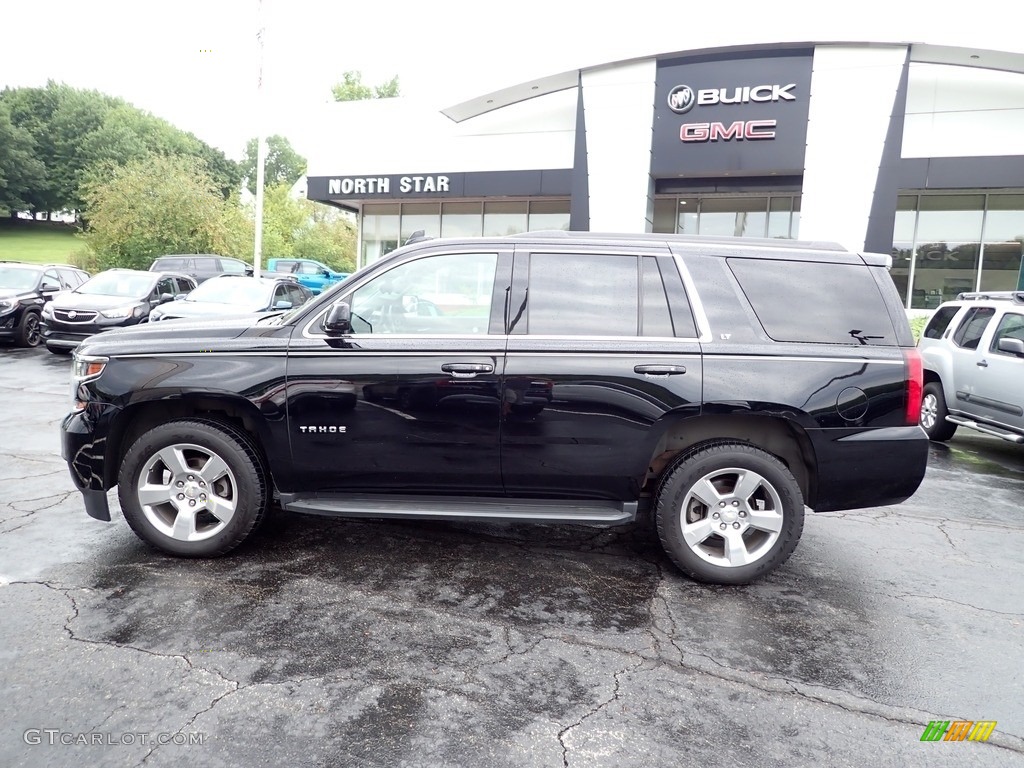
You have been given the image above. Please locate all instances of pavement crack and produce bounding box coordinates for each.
[557,657,645,767]
[892,592,1024,618]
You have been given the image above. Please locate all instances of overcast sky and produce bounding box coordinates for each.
[2,0,1021,161]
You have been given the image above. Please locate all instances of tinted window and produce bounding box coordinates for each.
[924,305,960,339]
[989,311,1024,354]
[287,284,308,306]
[729,258,895,345]
[273,261,296,273]
[528,252,638,336]
[175,277,195,293]
[347,252,498,335]
[951,307,995,349]
[154,258,184,271]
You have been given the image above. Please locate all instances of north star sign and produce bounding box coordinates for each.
[327,175,451,195]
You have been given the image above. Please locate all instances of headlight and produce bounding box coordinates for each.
[100,304,142,319]
[71,353,108,409]
[0,299,15,315]
[72,353,108,382]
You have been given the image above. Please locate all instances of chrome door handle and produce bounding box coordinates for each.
[441,363,493,377]
[977,360,988,367]
[634,364,686,375]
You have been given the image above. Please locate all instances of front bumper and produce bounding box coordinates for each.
[61,406,122,521]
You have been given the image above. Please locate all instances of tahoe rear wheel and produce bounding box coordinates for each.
[118,419,269,556]
[655,442,804,585]
[919,382,958,442]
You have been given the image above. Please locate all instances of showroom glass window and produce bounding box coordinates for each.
[889,193,1024,308]
[652,196,801,239]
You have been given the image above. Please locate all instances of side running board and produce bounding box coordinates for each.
[280,494,638,525]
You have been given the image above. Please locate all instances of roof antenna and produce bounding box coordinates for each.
[404,230,430,245]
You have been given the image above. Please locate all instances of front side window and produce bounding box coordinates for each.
[951,307,995,349]
[347,252,498,335]
[990,311,1024,355]
[220,259,247,274]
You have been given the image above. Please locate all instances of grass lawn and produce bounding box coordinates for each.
[0,223,83,265]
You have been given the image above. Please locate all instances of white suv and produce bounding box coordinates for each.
[918,291,1024,444]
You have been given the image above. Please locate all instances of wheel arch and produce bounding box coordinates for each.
[645,413,817,508]
[103,394,274,490]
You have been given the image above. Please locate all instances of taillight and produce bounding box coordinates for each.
[903,347,923,426]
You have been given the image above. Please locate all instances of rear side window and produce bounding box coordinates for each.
[924,305,960,339]
[728,258,895,345]
[951,307,995,349]
[154,258,184,271]
[524,252,696,338]
[528,252,638,336]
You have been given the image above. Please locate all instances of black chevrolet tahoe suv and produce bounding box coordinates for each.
[62,232,928,584]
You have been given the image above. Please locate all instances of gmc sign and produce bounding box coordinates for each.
[680,120,777,142]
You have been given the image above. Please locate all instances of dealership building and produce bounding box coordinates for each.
[305,41,1024,309]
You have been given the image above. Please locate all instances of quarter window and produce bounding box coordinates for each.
[923,305,960,339]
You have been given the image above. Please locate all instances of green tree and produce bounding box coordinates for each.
[0,101,45,214]
[330,70,400,102]
[80,154,250,270]
[244,183,356,271]
[240,135,307,195]
[0,81,241,217]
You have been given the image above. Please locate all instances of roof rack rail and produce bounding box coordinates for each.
[955,291,1024,304]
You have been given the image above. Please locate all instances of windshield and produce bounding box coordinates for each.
[77,271,155,298]
[0,266,42,291]
[186,278,270,306]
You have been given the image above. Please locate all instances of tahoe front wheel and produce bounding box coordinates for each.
[118,419,269,556]
[655,442,804,585]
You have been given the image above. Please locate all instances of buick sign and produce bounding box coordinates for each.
[667,85,696,114]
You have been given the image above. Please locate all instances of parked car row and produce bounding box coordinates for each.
[1,253,331,353]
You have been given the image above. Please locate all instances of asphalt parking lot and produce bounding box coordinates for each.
[1,345,1022,768]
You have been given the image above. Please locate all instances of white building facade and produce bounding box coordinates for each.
[306,42,1024,309]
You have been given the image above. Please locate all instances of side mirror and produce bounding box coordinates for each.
[159,293,175,304]
[41,281,61,292]
[997,337,1024,356]
[319,268,330,277]
[324,300,352,334]
[273,300,293,310]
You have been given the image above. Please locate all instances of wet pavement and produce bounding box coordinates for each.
[1,345,1022,767]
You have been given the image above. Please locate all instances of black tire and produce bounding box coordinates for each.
[15,310,42,348]
[919,382,958,442]
[46,344,72,355]
[117,418,270,557]
[655,442,804,585]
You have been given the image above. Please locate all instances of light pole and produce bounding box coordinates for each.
[252,0,267,278]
